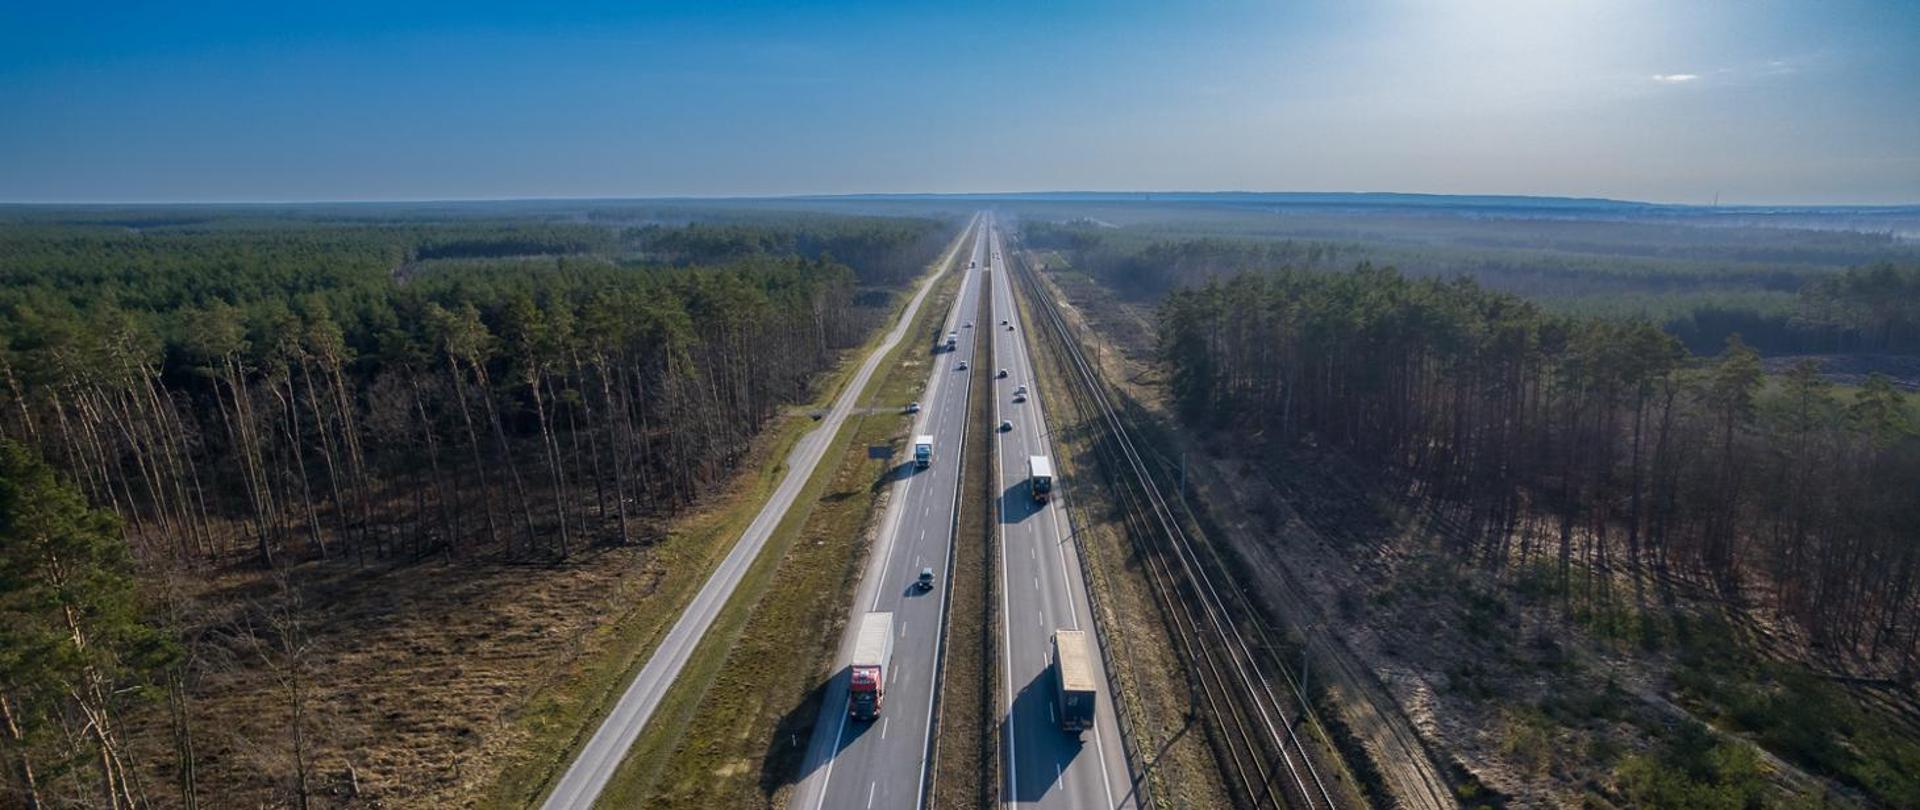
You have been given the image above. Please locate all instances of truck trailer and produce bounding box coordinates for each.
[1052,629,1096,733]
[1028,455,1054,502]
[914,435,934,469]
[849,612,895,720]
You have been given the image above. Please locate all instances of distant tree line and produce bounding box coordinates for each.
[1158,267,1920,671]
[1794,263,1920,353]
[633,217,954,287]
[1026,220,1920,357]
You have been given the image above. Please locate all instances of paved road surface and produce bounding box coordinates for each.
[788,221,988,810]
[539,215,979,810]
[987,217,1135,809]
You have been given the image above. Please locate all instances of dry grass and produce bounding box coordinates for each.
[122,405,823,810]
[930,275,996,808]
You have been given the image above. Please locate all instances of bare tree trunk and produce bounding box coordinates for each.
[598,357,633,545]
[274,380,327,558]
[526,370,569,557]
[325,362,376,563]
[299,362,350,556]
[210,361,274,566]
[0,693,42,810]
[445,356,501,550]
[407,376,458,558]
[472,361,537,553]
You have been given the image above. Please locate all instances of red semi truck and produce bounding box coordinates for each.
[848,612,895,720]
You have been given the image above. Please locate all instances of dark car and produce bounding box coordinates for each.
[917,567,935,591]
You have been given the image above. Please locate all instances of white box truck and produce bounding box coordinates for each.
[1053,629,1096,734]
[1029,455,1054,502]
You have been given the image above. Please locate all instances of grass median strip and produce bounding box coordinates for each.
[932,268,997,808]
[588,257,968,809]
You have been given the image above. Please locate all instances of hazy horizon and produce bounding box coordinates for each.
[6,189,1920,211]
[4,0,1918,205]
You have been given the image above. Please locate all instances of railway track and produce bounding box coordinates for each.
[1007,239,1342,810]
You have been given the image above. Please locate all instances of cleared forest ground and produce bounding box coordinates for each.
[124,402,828,809]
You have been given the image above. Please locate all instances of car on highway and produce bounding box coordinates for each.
[1014,384,1028,396]
[999,419,1013,432]
[965,321,973,328]
[1000,319,1008,325]
[1013,392,1027,403]
[1006,324,1015,332]
[917,567,935,591]
[997,368,1008,378]
[957,360,968,370]
[904,401,920,414]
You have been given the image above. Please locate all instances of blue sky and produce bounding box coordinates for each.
[2,0,1916,204]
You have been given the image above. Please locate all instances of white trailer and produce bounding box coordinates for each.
[849,612,895,720]
[1028,455,1054,502]
[914,435,934,469]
